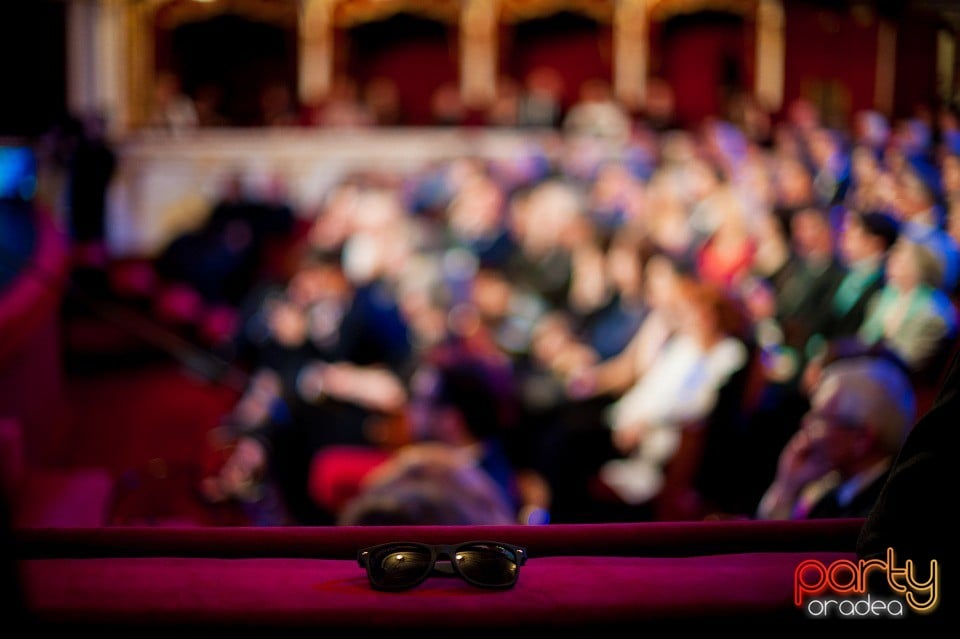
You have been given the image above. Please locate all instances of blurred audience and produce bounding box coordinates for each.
[517,67,565,129]
[95,87,960,526]
[148,71,199,133]
[563,78,632,143]
[154,172,295,306]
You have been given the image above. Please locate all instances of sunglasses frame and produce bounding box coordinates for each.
[357,540,528,591]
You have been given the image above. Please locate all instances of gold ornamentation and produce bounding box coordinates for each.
[648,0,755,21]
[332,0,461,27]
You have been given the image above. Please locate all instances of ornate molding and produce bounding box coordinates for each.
[499,0,614,24]
[154,0,299,30]
[648,0,755,21]
[331,0,461,28]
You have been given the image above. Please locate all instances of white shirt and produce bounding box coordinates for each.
[609,334,748,432]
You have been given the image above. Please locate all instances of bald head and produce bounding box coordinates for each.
[812,357,916,457]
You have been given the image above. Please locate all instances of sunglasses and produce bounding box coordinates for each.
[357,541,527,591]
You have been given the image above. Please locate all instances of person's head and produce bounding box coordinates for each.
[364,76,401,122]
[336,443,517,526]
[673,278,749,345]
[525,66,564,99]
[850,144,882,184]
[886,237,944,292]
[604,230,645,298]
[410,351,517,446]
[287,250,350,307]
[642,252,680,310]
[949,204,960,247]
[774,156,814,206]
[799,337,908,398]
[710,185,750,238]
[329,75,359,102]
[153,71,182,103]
[942,152,960,195]
[530,311,576,368]
[644,77,675,122]
[578,78,613,104]
[788,98,819,131]
[802,357,916,478]
[521,179,584,253]
[807,128,843,168]
[893,159,941,219]
[447,174,505,238]
[791,207,835,259]
[854,110,890,150]
[839,209,899,265]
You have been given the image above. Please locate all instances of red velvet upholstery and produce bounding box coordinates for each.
[308,445,391,514]
[153,283,205,326]
[15,471,114,528]
[0,208,69,464]
[0,419,113,529]
[108,259,158,301]
[13,520,863,631]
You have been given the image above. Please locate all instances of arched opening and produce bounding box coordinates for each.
[506,11,613,113]
[655,11,750,128]
[158,12,298,127]
[345,13,458,126]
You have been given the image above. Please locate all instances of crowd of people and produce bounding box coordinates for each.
[192,96,960,528]
[147,67,640,136]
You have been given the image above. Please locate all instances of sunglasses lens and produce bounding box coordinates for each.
[454,543,520,588]
[367,545,433,589]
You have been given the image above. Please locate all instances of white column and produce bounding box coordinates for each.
[67,0,97,117]
[614,0,648,111]
[97,0,128,136]
[754,0,785,112]
[67,0,129,135]
[937,28,956,104]
[299,0,335,106]
[874,20,896,116]
[460,0,498,109]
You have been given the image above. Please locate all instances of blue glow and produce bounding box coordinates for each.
[0,146,37,201]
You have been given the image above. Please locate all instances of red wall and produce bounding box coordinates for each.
[652,12,752,128]
[782,3,879,129]
[893,16,941,120]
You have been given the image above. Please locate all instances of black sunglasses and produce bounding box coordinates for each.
[357,541,527,591]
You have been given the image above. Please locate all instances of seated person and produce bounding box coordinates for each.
[857,236,957,375]
[154,173,295,306]
[582,278,750,508]
[756,355,916,520]
[566,252,681,400]
[804,208,899,357]
[775,206,847,357]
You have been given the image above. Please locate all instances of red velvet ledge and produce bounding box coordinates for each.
[13,519,864,632]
